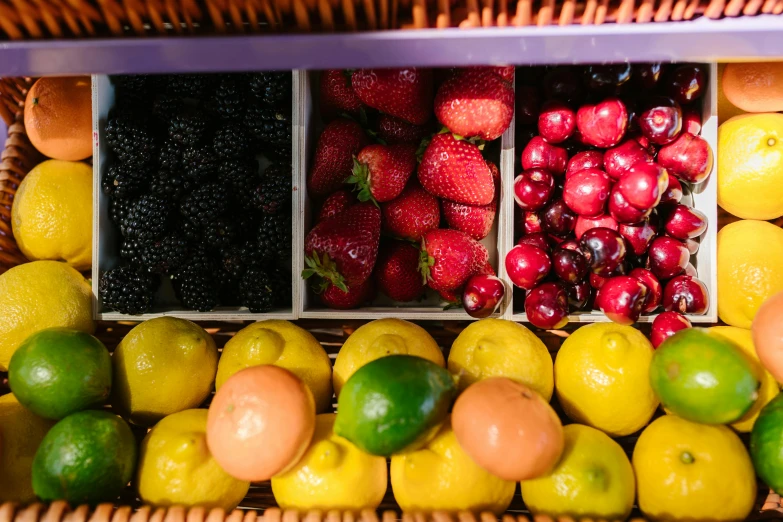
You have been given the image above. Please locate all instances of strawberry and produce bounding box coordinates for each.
[308,119,369,198]
[303,202,381,289]
[320,279,374,309]
[382,180,440,241]
[375,241,425,302]
[420,229,477,292]
[477,260,496,276]
[320,70,365,121]
[418,133,494,206]
[348,143,417,203]
[436,286,462,307]
[441,160,500,240]
[316,189,356,222]
[351,68,434,126]
[471,241,490,275]
[434,68,514,141]
[377,114,430,145]
[470,66,515,82]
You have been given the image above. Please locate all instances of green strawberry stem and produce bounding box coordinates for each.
[346,158,379,207]
[418,242,435,286]
[301,251,348,292]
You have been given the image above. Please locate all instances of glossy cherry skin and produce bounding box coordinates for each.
[514,169,555,211]
[576,98,628,148]
[638,96,682,146]
[618,219,657,256]
[659,174,683,206]
[663,275,709,315]
[651,311,692,348]
[522,136,568,175]
[463,275,506,319]
[575,214,619,240]
[516,85,541,126]
[566,150,604,179]
[517,232,552,252]
[616,163,668,211]
[524,211,543,234]
[683,108,702,135]
[567,280,592,310]
[542,199,577,237]
[685,238,700,255]
[552,247,589,284]
[543,67,584,106]
[580,227,627,276]
[595,275,648,325]
[665,64,707,105]
[525,282,570,330]
[584,64,633,95]
[647,236,690,280]
[603,140,653,180]
[538,101,576,144]
[658,132,713,184]
[633,63,664,90]
[609,185,652,224]
[663,204,708,240]
[505,244,551,290]
[590,272,610,290]
[629,267,662,313]
[685,262,698,277]
[563,168,613,217]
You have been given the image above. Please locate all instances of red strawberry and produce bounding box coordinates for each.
[477,261,496,276]
[320,279,374,309]
[435,68,514,141]
[308,119,369,198]
[316,189,356,222]
[320,70,365,121]
[470,241,490,275]
[436,286,463,306]
[418,133,494,206]
[303,202,381,289]
[382,180,440,241]
[420,229,477,292]
[375,241,425,302]
[348,143,417,203]
[476,66,515,82]
[441,160,500,240]
[351,68,434,125]
[377,114,430,145]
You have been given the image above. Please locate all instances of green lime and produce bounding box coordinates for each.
[751,393,783,491]
[32,410,137,504]
[334,355,456,457]
[650,328,760,424]
[9,327,111,420]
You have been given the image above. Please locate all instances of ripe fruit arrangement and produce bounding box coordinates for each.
[509,64,713,328]
[98,73,293,315]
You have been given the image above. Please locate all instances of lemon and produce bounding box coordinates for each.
[12,160,92,270]
[633,415,756,521]
[0,393,54,502]
[448,319,553,400]
[718,114,783,220]
[217,320,333,413]
[112,317,218,426]
[137,409,249,510]
[718,220,783,328]
[272,413,387,511]
[391,417,514,514]
[0,260,94,371]
[333,319,443,396]
[555,323,658,437]
[521,424,635,521]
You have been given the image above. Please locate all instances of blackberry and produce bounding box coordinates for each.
[211,77,246,120]
[123,194,173,241]
[178,218,202,242]
[213,122,251,159]
[106,115,158,166]
[179,183,229,227]
[150,169,189,200]
[111,75,157,108]
[120,238,145,266]
[168,110,210,147]
[249,72,291,108]
[172,267,220,312]
[158,139,183,171]
[152,94,185,123]
[254,161,291,214]
[204,218,238,249]
[269,266,292,307]
[101,163,150,199]
[218,157,260,210]
[99,266,157,315]
[244,104,291,150]
[182,145,218,181]
[257,213,291,260]
[239,266,274,313]
[166,74,215,99]
[139,235,189,274]
[220,240,263,279]
[109,198,133,228]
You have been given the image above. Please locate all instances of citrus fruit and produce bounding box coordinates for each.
[555,323,657,437]
[0,393,54,502]
[709,326,779,432]
[333,318,443,396]
[137,409,250,510]
[217,320,333,412]
[718,114,783,220]
[451,377,563,481]
[448,318,553,400]
[32,410,137,504]
[272,413,387,511]
[207,365,315,482]
[0,260,94,371]
[521,424,635,521]
[752,289,783,383]
[650,328,760,424]
[722,62,783,113]
[112,317,218,426]
[24,77,92,161]
[717,220,783,328]
[718,63,746,125]
[751,393,783,493]
[9,328,111,420]
[334,355,456,456]
[391,417,515,514]
[12,160,93,270]
[635,415,756,522]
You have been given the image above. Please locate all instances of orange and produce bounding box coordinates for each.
[753,290,783,383]
[24,77,92,161]
[452,377,564,481]
[206,365,316,482]
[722,63,783,113]
[718,63,745,125]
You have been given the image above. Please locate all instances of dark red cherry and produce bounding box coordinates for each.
[629,267,662,313]
[659,174,683,206]
[580,227,627,276]
[514,169,555,211]
[505,244,551,290]
[542,199,577,237]
[647,237,690,280]
[521,136,568,176]
[525,282,570,330]
[663,204,708,240]
[658,132,713,184]
[603,140,653,180]
[665,64,707,105]
[575,214,619,240]
[524,211,543,235]
[616,163,668,211]
[651,311,692,348]
[638,96,683,146]
[576,98,628,148]
[543,67,584,106]
[538,101,577,144]
[618,220,657,256]
[567,280,592,310]
[662,275,709,315]
[584,64,633,95]
[516,85,541,126]
[633,63,664,90]
[563,168,613,217]
[463,275,506,319]
[552,247,589,284]
[609,185,652,224]
[683,108,702,135]
[566,150,604,179]
[595,275,648,325]
[517,232,552,252]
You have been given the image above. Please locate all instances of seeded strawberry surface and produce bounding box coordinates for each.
[351,68,434,125]
[316,189,356,222]
[319,70,365,121]
[375,241,426,302]
[381,181,440,241]
[350,143,417,203]
[418,133,495,206]
[307,119,369,197]
[319,278,374,309]
[377,114,430,145]
[420,229,477,292]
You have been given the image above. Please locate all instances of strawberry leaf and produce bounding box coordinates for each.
[415,135,432,163]
[301,252,347,292]
[418,242,434,285]
[347,157,378,207]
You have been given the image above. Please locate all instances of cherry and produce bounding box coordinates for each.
[552,246,589,284]
[521,136,568,175]
[524,211,543,234]
[658,132,713,184]
[665,64,707,105]
[584,64,633,95]
[505,244,551,290]
[576,98,628,148]
[616,163,668,211]
[576,214,619,240]
[462,274,506,319]
[566,150,604,178]
[590,272,610,290]
[543,67,584,106]
[580,227,627,276]
[542,199,577,237]
[618,219,657,256]
[663,275,709,315]
[538,101,576,144]
[629,267,662,313]
[647,236,689,280]
[650,311,692,348]
[514,169,555,211]
[663,204,708,240]
[685,238,700,255]
[525,282,569,330]
[633,63,664,90]
[685,262,698,277]
[567,280,592,310]
[609,185,652,224]
[659,173,683,206]
[517,232,552,252]
[638,96,682,146]
[558,239,581,251]
[683,108,702,135]
[516,85,541,126]
[595,275,648,325]
[603,140,653,180]
[563,168,613,217]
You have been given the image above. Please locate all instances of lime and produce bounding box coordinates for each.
[751,394,783,492]
[334,355,456,456]
[9,328,111,419]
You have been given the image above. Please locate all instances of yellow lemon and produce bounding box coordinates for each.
[272,413,387,511]
[718,113,783,220]
[217,320,333,413]
[633,415,756,522]
[333,319,443,396]
[0,393,54,502]
[137,409,249,510]
[448,319,553,400]
[555,323,657,437]
[112,317,218,426]
[521,424,635,521]
[718,220,783,328]
[391,417,514,514]
[0,260,94,371]
[12,160,92,270]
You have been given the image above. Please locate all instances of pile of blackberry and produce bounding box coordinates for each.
[99,72,293,315]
